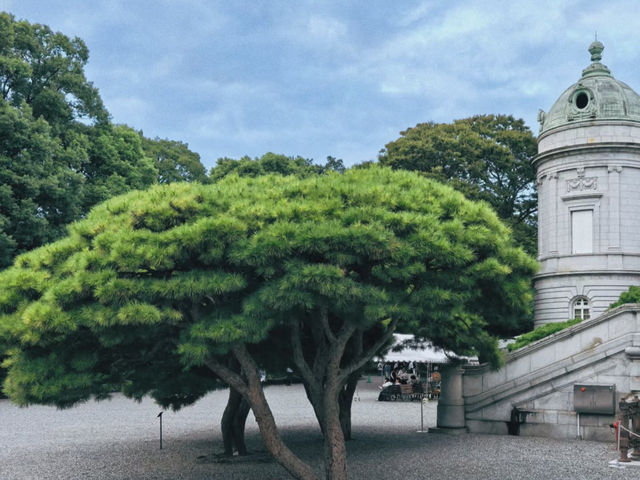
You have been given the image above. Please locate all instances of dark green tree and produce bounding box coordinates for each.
[0,99,84,267]
[0,12,161,267]
[1,167,536,480]
[0,11,108,132]
[141,136,208,184]
[79,124,157,209]
[379,114,538,254]
[210,152,344,181]
[0,14,214,268]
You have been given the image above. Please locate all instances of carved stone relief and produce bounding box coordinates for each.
[567,176,598,192]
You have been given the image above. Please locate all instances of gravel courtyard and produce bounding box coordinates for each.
[1,378,635,480]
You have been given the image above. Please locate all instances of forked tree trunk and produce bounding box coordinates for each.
[305,375,357,441]
[206,348,320,480]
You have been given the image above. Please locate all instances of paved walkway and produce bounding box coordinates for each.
[0,379,635,479]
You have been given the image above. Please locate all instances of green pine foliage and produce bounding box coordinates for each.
[0,167,536,408]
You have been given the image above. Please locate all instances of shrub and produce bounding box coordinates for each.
[506,318,582,352]
[609,285,640,309]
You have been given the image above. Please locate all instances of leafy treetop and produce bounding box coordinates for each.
[141,136,209,184]
[0,11,107,131]
[210,153,345,181]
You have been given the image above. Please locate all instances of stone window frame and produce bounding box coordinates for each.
[571,296,591,320]
[570,208,594,254]
[561,194,602,255]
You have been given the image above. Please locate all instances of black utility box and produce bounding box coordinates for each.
[573,384,616,415]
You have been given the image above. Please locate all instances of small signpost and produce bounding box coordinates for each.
[157,411,164,450]
[417,395,428,433]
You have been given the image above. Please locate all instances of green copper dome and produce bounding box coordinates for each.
[538,42,640,134]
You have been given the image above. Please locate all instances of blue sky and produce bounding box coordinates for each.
[2,1,640,170]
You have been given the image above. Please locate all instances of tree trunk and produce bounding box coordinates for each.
[338,373,359,441]
[233,395,251,455]
[205,348,321,480]
[338,329,363,442]
[303,382,326,435]
[323,384,348,480]
[221,387,250,455]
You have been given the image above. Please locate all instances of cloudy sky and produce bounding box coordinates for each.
[2,1,640,169]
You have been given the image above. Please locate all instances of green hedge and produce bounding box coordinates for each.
[506,318,582,352]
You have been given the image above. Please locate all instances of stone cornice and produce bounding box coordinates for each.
[534,143,640,169]
[534,268,640,278]
[537,119,640,143]
[626,346,640,360]
[560,191,603,201]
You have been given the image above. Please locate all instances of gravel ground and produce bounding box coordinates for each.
[1,378,636,480]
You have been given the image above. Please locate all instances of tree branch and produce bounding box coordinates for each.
[203,355,250,397]
[339,317,399,383]
[310,309,330,378]
[320,305,336,343]
[290,318,316,386]
[327,322,357,380]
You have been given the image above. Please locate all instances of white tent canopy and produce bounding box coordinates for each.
[375,334,452,363]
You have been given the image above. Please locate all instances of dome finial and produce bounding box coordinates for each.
[582,38,609,77]
[589,39,604,62]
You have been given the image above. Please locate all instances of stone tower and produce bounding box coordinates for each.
[534,41,640,327]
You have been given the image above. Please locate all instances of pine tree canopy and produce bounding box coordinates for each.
[0,167,536,408]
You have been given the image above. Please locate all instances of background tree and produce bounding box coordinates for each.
[0,11,107,131]
[210,152,344,181]
[0,100,82,267]
[1,167,536,480]
[379,114,538,255]
[0,13,208,268]
[141,136,209,184]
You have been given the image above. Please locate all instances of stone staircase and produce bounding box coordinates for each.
[438,304,640,440]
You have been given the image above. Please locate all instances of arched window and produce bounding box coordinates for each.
[572,297,590,320]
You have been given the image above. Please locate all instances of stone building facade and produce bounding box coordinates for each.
[534,41,640,326]
[434,42,640,441]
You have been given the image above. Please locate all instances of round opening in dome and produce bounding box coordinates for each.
[576,92,589,109]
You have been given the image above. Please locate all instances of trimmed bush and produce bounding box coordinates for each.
[506,318,582,352]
